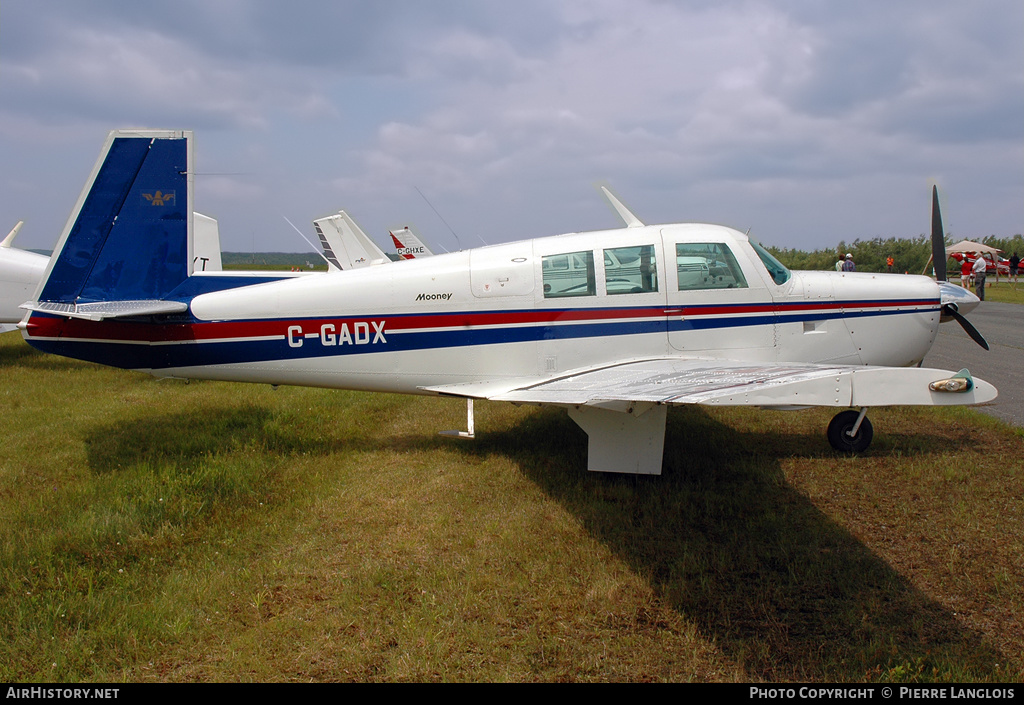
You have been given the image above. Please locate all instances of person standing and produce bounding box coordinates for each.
[842,253,856,272]
[886,255,894,273]
[972,254,988,301]
[960,257,972,288]
[1010,252,1020,286]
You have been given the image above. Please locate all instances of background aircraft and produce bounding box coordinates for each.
[19,130,996,475]
[389,226,434,260]
[0,222,48,332]
[313,211,435,270]
[313,210,389,270]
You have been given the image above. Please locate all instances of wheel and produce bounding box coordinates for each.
[827,410,873,453]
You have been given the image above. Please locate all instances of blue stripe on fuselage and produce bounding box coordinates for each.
[26,300,938,371]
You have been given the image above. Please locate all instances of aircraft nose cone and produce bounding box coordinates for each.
[938,281,980,316]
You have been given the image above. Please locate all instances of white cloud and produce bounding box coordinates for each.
[0,0,1020,252]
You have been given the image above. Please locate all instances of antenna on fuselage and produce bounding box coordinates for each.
[597,185,644,228]
[282,215,333,269]
[414,186,481,251]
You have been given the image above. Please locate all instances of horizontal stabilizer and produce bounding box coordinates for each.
[21,299,188,321]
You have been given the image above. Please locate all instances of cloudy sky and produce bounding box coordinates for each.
[1,1,1021,255]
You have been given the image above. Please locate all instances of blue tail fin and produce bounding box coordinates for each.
[34,130,193,311]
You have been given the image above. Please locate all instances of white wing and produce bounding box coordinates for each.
[424,358,997,410]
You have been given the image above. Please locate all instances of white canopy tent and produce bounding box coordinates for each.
[946,240,1001,255]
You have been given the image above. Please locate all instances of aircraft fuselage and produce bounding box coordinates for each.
[24,224,943,394]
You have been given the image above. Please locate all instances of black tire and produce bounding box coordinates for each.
[827,410,873,453]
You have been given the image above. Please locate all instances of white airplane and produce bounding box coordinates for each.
[1,221,49,332]
[18,130,996,475]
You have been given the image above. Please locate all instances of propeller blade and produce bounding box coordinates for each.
[943,304,990,350]
[931,185,947,282]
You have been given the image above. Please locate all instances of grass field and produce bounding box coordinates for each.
[981,281,1024,305]
[0,331,1021,683]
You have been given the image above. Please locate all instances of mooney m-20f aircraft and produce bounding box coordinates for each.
[19,130,996,475]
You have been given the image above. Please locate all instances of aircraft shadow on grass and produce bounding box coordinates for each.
[81,402,1005,681]
[466,405,1006,681]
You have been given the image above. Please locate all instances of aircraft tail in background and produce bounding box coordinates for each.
[389,226,434,259]
[193,212,223,272]
[312,211,389,270]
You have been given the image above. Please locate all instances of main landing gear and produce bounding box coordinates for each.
[827,409,873,453]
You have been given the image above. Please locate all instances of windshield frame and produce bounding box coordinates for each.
[749,240,791,285]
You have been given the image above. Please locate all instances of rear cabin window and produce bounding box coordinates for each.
[675,243,748,290]
[604,245,658,295]
[542,250,596,298]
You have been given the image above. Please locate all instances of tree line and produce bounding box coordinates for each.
[767,234,1024,274]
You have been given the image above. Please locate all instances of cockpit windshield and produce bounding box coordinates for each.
[749,240,791,285]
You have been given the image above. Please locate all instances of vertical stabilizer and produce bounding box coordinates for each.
[389,226,434,259]
[312,210,388,269]
[192,213,223,272]
[35,130,193,308]
[1,221,24,248]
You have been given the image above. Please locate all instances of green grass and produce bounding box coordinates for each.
[981,281,1024,305]
[0,332,1021,682]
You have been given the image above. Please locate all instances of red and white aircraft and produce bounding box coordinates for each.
[18,130,996,474]
[312,211,434,270]
[390,226,434,260]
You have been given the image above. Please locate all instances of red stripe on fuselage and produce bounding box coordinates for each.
[24,298,938,345]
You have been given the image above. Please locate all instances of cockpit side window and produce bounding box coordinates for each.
[749,240,791,285]
[604,245,658,295]
[675,243,748,290]
[542,250,596,298]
